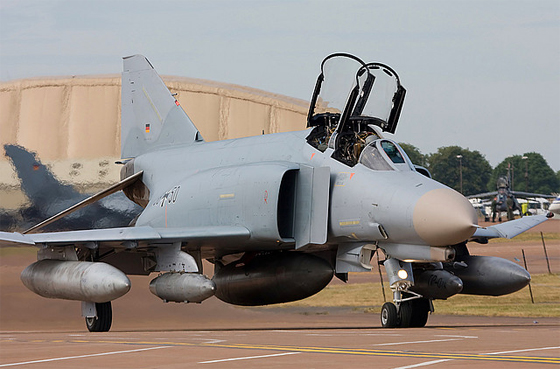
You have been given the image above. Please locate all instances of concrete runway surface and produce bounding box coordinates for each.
[0,316,559,368]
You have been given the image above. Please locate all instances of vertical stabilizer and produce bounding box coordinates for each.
[4,144,82,207]
[121,55,203,159]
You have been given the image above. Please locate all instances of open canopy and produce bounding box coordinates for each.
[306,53,406,166]
[307,53,406,134]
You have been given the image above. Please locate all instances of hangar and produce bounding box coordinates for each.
[0,75,308,210]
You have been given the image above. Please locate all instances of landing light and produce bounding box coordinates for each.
[397,269,408,280]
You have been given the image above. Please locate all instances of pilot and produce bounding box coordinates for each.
[506,194,522,221]
[491,195,503,222]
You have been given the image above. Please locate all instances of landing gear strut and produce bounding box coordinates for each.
[85,302,112,332]
[380,258,432,328]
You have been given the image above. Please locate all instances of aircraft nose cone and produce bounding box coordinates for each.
[413,188,477,246]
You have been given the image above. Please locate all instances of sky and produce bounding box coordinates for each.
[1,0,559,171]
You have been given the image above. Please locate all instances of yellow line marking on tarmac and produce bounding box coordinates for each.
[72,339,560,364]
[372,338,465,346]
[393,345,560,369]
[201,342,560,364]
[3,338,559,365]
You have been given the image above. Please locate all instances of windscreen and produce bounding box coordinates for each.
[380,140,405,164]
[359,140,412,171]
[359,144,394,171]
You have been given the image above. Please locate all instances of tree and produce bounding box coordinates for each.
[489,153,559,194]
[427,146,492,196]
[399,143,425,166]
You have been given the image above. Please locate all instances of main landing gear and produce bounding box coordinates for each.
[85,301,112,332]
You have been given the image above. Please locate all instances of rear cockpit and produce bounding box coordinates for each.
[306,53,406,167]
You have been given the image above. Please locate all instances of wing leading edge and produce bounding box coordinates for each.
[0,225,250,249]
[471,214,552,241]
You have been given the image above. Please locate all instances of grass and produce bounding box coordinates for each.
[262,274,560,318]
[431,274,560,317]
[488,232,560,243]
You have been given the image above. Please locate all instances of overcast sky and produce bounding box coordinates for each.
[1,0,558,171]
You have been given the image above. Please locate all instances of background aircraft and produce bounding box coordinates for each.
[0,54,551,332]
[550,196,560,216]
[468,176,554,221]
[1,144,141,232]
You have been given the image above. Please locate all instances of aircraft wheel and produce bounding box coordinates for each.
[85,302,112,332]
[381,302,398,328]
[398,301,412,328]
[409,298,430,327]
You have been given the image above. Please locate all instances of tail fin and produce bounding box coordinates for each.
[121,55,203,159]
[4,144,82,207]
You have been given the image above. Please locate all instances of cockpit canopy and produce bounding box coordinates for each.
[307,53,406,134]
[359,139,414,172]
[306,53,407,167]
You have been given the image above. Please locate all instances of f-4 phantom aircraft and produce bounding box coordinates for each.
[0,53,552,332]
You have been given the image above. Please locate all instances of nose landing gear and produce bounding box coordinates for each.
[380,296,431,328]
[381,258,432,328]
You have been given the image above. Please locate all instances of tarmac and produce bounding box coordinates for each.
[0,219,559,368]
[1,316,559,368]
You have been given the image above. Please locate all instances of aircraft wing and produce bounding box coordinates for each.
[467,191,497,199]
[0,232,36,247]
[468,190,554,200]
[0,225,250,249]
[510,191,555,199]
[471,214,551,241]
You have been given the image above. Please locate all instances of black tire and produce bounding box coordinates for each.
[409,298,430,327]
[398,301,412,328]
[85,302,112,332]
[381,302,398,328]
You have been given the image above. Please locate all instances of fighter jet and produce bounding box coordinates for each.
[0,53,552,332]
[468,176,554,221]
[1,144,142,232]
